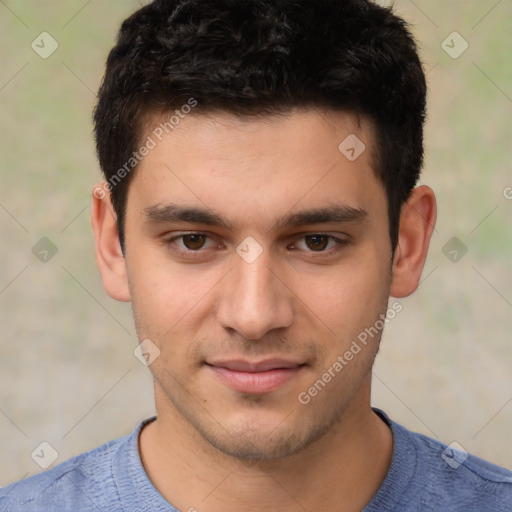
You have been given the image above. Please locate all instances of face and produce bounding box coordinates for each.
[122,109,393,460]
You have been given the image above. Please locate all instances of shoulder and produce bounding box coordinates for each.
[0,433,130,512]
[411,429,512,505]
[372,410,512,512]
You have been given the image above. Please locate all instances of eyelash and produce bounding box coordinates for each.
[164,232,349,259]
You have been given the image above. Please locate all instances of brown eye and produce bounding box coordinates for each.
[182,234,207,250]
[304,234,329,251]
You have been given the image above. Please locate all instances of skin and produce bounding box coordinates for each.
[91,108,436,511]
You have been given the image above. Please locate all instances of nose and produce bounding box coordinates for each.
[217,248,294,341]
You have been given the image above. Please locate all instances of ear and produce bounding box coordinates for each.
[390,185,437,298]
[91,183,131,302]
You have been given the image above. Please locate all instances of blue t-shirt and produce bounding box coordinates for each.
[1,409,511,511]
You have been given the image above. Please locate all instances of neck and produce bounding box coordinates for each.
[139,378,392,511]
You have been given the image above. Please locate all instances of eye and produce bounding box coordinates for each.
[167,233,219,253]
[180,234,208,250]
[292,234,347,253]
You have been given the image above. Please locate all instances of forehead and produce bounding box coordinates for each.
[127,108,385,231]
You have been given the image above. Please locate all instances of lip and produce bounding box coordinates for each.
[206,359,305,394]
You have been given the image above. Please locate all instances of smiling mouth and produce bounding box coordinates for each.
[205,359,307,394]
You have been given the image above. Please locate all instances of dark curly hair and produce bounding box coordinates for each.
[93,0,426,251]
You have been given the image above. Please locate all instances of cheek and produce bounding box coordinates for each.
[127,252,222,338]
[294,254,390,343]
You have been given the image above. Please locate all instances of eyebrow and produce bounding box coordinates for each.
[143,202,367,231]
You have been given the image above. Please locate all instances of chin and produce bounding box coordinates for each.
[207,430,308,461]
[196,413,334,462]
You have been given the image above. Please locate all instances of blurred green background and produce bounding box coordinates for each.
[0,0,511,485]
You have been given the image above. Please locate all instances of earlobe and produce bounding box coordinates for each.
[390,185,437,298]
[91,182,131,302]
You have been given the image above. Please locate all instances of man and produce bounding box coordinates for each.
[1,0,510,510]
